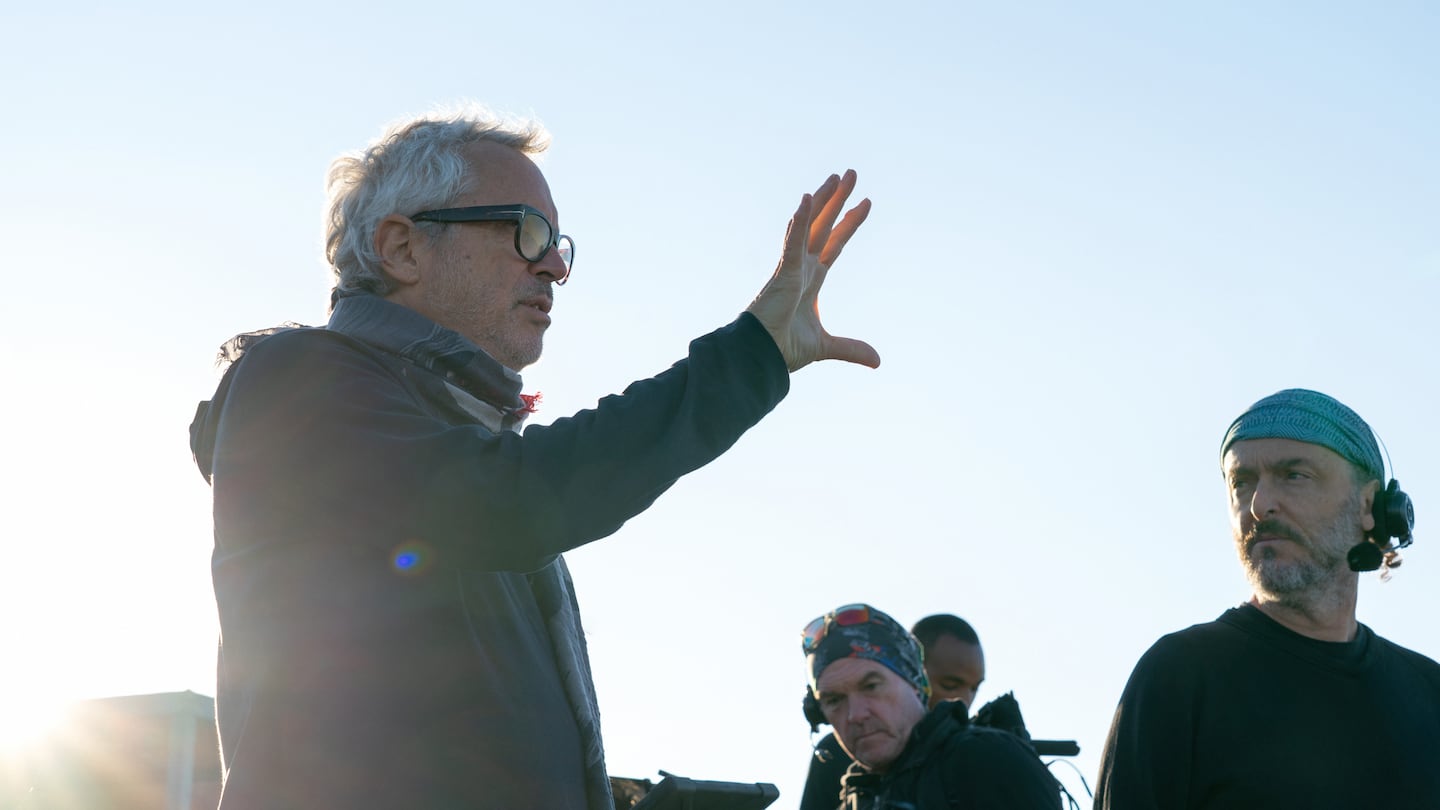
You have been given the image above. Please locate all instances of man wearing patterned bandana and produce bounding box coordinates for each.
[190,106,881,810]
[1095,389,1440,809]
[802,604,1059,809]
[801,613,993,810]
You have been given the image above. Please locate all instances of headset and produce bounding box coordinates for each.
[1348,477,1416,572]
[803,690,826,733]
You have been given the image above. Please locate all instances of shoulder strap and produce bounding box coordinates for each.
[916,713,972,810]
[917,753,965,809]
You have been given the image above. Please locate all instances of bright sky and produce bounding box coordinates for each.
[3,1,1437,804]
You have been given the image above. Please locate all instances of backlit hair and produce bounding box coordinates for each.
[325,104,549,305]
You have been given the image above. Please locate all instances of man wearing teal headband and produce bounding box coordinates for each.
[1095,389,1440,809]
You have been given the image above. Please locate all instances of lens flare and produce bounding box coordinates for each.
[390,540,434,576]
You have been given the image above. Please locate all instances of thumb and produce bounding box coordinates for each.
[819,336,881,369]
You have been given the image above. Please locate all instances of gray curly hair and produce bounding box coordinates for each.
[325,105,550,305]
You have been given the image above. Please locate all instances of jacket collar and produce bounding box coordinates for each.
[840,701,970,793]
[329,293,528,417]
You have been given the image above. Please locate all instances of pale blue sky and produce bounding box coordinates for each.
[2,1,1437,803]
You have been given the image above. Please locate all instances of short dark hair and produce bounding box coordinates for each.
[910,614,980,651]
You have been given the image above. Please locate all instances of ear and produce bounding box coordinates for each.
[375,214,427,288]
[1360,478,1382,535]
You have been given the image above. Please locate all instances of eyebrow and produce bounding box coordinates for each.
[819,671,887,698]
[1227,457,1314,478]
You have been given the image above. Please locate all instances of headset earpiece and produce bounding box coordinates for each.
[1373,479,1415,546]
[1349,479,1415,572]
[802,690,827,732]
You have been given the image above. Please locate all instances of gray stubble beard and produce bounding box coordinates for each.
[1240,489,1363,614]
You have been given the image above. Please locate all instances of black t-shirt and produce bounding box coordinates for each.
[1096,604,1440,809]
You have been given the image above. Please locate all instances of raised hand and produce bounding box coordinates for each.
[745,170,879,372]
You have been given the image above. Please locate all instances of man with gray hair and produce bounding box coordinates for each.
[190,106,878,809]
[1095,389,1440,808]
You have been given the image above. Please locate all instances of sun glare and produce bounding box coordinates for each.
[0,696,71,754]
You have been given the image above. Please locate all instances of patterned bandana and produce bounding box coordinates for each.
[1220,388,1383,480]
[804,604,930,703]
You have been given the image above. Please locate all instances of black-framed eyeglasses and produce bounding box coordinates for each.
[411,204,574,284]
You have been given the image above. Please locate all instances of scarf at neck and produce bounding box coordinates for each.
[328,293,535,432]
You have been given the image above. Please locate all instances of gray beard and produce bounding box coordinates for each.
[1247,541,1345,602]
[1240,490,1362,608]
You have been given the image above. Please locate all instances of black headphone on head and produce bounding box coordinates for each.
[1348,478,1416,572]
[803,690,826,733]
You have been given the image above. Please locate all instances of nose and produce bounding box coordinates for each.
[1248,477,1279,521]
[846,695,873,726]
[530,246,569,284]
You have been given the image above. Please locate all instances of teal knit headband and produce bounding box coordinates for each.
[1220,388,1383,481]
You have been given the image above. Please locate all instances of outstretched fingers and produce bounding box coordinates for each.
[746,169,877,372]
[779,193,813,278]
[804,196,872,307]
[808,171,855,252]
[818,197,871,268]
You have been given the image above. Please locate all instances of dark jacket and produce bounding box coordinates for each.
[190,295,788,809]
[802,732,854,810]
[804,693,1039,810]
[839,702,1060,810]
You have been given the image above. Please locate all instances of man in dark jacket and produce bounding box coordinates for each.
[801,604,1060,809]
[190,106,879,810]
[801,613,988,810]
[1095,389,1440,808]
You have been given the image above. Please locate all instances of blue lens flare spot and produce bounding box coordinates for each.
[391,540,433,576]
